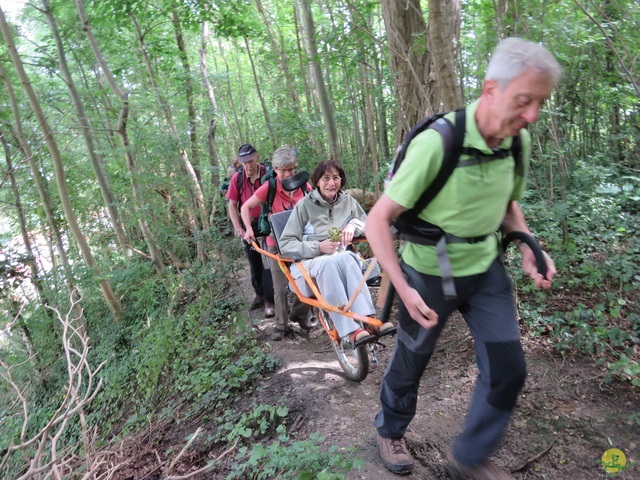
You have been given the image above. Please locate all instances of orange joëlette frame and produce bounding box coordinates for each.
[250,240,383,344]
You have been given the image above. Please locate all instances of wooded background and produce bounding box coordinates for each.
[0,0,638,477]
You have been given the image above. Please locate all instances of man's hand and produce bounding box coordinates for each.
[234,225,245,239]
[520,244,556,289]
[243,227,255,244]
[399,288,439,329]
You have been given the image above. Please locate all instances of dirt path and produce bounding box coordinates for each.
[241,265,639,480]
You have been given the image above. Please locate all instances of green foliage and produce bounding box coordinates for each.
[227,431,361,480]
[512,161,639,387]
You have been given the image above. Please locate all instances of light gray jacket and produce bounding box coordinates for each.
[279,189,367,259]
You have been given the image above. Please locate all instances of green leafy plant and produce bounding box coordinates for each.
[328,227,343,242]
[226,432,362,479]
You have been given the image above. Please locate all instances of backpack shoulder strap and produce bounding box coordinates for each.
[407,108,466,218]
[512,132,523,177]
[265,173,278,214]
[236,169,244,196]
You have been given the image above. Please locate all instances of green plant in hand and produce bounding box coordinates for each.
[328,227,342,242]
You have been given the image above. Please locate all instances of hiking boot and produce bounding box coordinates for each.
[264,302,275,318]
[377,435,413,475]
[271,329,285,341]
[447,455,514,480]
[250,296,264,310]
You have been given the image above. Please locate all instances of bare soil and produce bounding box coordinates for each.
[108,263,639,480]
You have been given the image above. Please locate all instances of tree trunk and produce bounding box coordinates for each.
[255,0,301,111]
[75,0,166,277]
[361,62,380,196]
[0,61,75,289]
[0,7,122,320]
[200,22,221,191]
[217,37,244,147]
[244,36,277,151]
[172,9,200,183]
[380,0,438,143]
[42,0,130,256]
[298,0,340,161]
[428,0,462,110]
[130,12,209,264]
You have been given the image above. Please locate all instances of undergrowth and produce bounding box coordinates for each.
[514,167,640,387]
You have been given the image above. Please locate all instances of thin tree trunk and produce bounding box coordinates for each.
[42,0,130,255]
[130,12,209,264]
[244,36,277,150]
[293,3,312,117]
[255,0,301,111]
[298,0,340,161]
[75,0,166,277]
[200,22,220,191]
[361,62,380,195]
[217,38,244,145]
[0,7,121,320]
[0,61,75,288]
[172,9,200,182]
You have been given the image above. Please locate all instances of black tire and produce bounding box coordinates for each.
[317,308,369,382]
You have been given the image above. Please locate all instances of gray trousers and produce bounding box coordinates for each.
[374,258,526,466]
[268,245,309,331]
[291,251,375,338]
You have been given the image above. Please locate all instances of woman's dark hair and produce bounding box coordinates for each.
[310,160,347,189]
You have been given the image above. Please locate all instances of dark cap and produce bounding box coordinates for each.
[237,143,257,162]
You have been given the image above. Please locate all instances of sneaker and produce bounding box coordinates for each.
[250,296,264,310]
[377,435,413,475]
[264,302,275,318]
[271,329,285,341]
[447,455,514,480]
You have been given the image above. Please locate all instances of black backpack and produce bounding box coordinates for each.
[388,108,523,299]
[257,170,309,236]
[389,108,523,244]
[236,162,272,197]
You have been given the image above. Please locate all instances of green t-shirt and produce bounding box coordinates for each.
[385,99,531,277]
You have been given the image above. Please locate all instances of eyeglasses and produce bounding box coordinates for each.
[276,166,296,174]
[320,175,341,183]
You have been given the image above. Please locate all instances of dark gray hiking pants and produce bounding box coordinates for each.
[374,258,526,466]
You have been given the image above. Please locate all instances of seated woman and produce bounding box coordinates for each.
[241,147,311,341]
[279,159,394,344]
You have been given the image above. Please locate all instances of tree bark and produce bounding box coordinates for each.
[298,0,340,161]
[172,9,200,182]
[380,0,438,143]
[244,36,277,151]
[428,0,462,110]
[199,22,220,191]
[130,12,209,264]
[0,6,122,320]
[42,0,130,255]
[75,0,166,277]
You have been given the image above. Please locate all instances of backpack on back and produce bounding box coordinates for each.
[387,107,523,298]
[389,108,522,244]
[257,170,310,236]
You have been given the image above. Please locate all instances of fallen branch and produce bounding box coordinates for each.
[512,437,556,472]
[165,438,239,480]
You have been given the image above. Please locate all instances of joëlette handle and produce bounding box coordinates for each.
[502,231,548,280]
